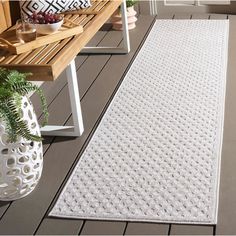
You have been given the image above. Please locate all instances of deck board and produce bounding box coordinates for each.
[79,221,126,235]
[209,14,228,19]
[0,202,9,220]
[125,222,170,235]
[170,225,214,235]
[0,13,235,235]
[36,218,83,235]
[215,14,236,235]
[191,13,210,19]
[172,13,192,19]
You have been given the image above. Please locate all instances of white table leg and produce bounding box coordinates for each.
[40,59,84,137]
[80,0,130,54]
[120,0,130,53]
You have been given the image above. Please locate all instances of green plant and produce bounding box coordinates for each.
[118,0,137,12]
[126,0,138,8]
[0,67,48,142]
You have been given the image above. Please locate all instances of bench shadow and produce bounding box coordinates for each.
[43,136,76,145]
[0,201,11,206]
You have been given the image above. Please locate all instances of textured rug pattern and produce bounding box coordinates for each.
[50,20,229,224]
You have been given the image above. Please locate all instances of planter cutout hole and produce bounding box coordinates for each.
[1,148,8,155]
[7,158,15,167]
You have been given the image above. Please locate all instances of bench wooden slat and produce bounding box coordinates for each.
[2,64,53,81]
[0,0,123,81]
[1,54,17,64]
[34,15,90,65]
[10,51,33,64]
[39,39,72,64]
[51,0,121,80]
[19,46,47,64]
[29,42,61,64]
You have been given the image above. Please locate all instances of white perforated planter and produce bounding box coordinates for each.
[0,96,43,201]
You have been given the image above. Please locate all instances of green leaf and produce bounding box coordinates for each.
[0,67,48,142]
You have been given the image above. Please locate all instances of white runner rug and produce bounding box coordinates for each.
[50,20,229,224]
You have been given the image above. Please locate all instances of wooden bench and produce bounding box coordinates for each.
[0,0,130,137]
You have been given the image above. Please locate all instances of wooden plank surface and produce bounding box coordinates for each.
[0,0,122,81]
[78,30,123,98]
[156,13,175,19]
[209,14,228,19]
[170,225,214,235]
[0,25,83,55]
[80,221,126,235]
[191,13,210,19]
[0,202,10,220]
[125,222,169,235]
[172,13,192,19]
[215,14,236,235]
[36,218,83,235]
[138,1,150,15]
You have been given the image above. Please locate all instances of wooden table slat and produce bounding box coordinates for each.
[0,0,122,81]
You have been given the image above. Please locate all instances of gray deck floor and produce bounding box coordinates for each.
[0,13,236,235]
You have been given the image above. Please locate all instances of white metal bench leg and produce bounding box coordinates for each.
[40,59,84,137]
[80,0,130,54]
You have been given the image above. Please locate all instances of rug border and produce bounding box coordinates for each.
[213,18,229,225]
